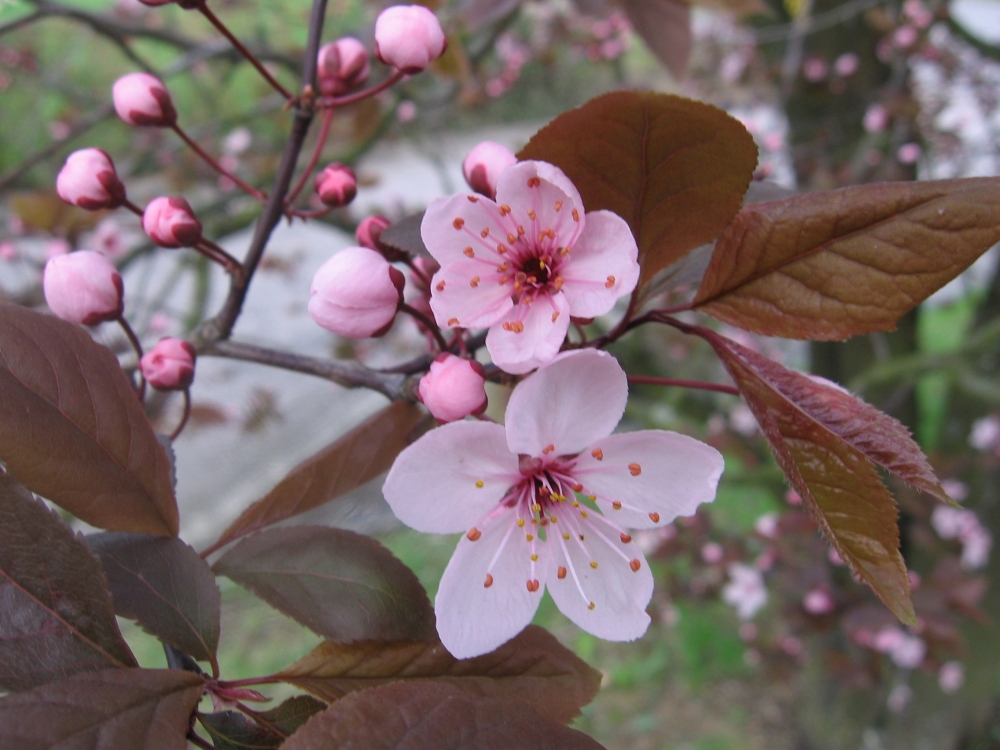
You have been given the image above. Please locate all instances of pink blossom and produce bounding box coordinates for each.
[864,104,890,134]
[314,163,357,208]
[90,218,127,259]
[374,6,446,74]
[834,52,860,77]
[893,25,919,49]
[462,141,517,200]
[112,72,177,127]
[142,196,202,248]
[140,337,196,390]
[422,161,640,374]
[938,661,964,694]
[317,37,370,96]
[941,478,969,503]
[802,56,828,82]
[701,542,724,564]
[802,587,835,615]
[356,215,390,250]
[308,247,405,338]
[969,416,1000,451]
[43,250,124,326]
[0,242,16,261]
[418,354,488,422]
[887,684,913,713]
[396,100,418,123]
[754,512,779,539]
[897,142,922,164]
[721,562,767,620]
[873,626,926,668]
[56,148,126,211]
[383,349,723,657]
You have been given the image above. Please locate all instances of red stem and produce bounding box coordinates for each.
[217,675,282,689]
[400,302,449,352]
[320,70,406,107]
[172,124,268,201]
[123,199,144,217]
[627,375,740,396]
[170,388,192,441]
[285,107,335,206]
[194,238,245,281]
[117,315,146,401]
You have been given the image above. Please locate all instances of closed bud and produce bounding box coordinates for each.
[314,163,358,207]
[374,5,447,74]
[140,337,196,390]
[462,141,517,200]
[418,354,488,423]
[355,214,390,250]
[56,148,126,211]
[308,247,405,338]
[142,196,202,247]
[43,250,124,326]
[317,38,371,96]
[113,72,177,127]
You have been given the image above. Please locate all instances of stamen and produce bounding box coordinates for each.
[497,244,508,255]
[555,200,563,211]
[605,275,616,288]
[518,226,526,235]
[563,533,571,540]
[481,228,490,238]
[589,560,598,569]
[448,318,459,326]
[527,177,541,188]
[531,553,538,562]
[543,444,555,455]
[467,528,482,541]
[591,448,604,460]
[649,512,661,523]
[559,247,571,256]
[470,277,480,287]
[630,559,642,572]
[580,510,589,519]
[558,566,568,579]
[499,276,510,285]
[572,209,580,222]
[527,209,537,220]
[612,501,622,510]
[588,602,596,610]
[484,574,494,588]
[526,534,534,542]
[463,247,475,258]
[467,195,479,203]
[553,277,564,291]
[526,579,540,592]
[499,204,511,215]
[620,533,632,543]
[453,218,465,230]
[507,233,517,244]
[517,518,525,527]
[629,463,642,476]
[436,281,446,291]
[497,262,510,272]
[475,480,484,488]
[551,312,560,323]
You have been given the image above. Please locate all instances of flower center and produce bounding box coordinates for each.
[519,255,550,286]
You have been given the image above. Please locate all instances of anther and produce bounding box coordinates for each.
[499,276,510,285]
[587,495,596,502]
[484,574,494,588]
[629,463,642,476]
[559,247,571,256]
[512,321,524,333]
[526,579,540,592]
[475,480,484,488]
[481,227,490,238]
[555,200,563,211]
[543,444,555,454]
[572,483,583,492]
[502,322,512,331]
[563,533,571,540]
[448,318,459,326]
[497,262,509,272]
[580,511,588,519]
[551,312,560,323]
[531,553,538,562]
[612,501,622,510]
[467,195,479,202]
[553,277,564,291]
[572,209,580,222]
[591,448,604,460]
[436,281,446,291]
[467,528,482,541]
[605,275,616,288]
[517,518,526,527]
[588,602,595,610]
[518,226,526,235]
[649,512,661,523]
[499,204,512,216]
[527,177,541,188]
[630,559,642,572]
[463,247,475,257]
[453,218,465,230]
[470,276,480,287]
[557,566,567,579]
[579,534,585,541]
[497,244,508,255]
[620,533,632,543]
[526,534,534,542]
[572,501,580,508]
[507,233,517,244]
[590,561,598,569]
[531,503,541,513]
[527,210,537,220]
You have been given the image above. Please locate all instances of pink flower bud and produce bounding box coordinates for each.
[317,37,371,96]
[374,5,447,74]
[314,163,358,207]
[56,148,126,211]
[355,214,390,250]
[411,256,441,294]
[462,141,517,200]
[112,72,177,127]
[418,354,488,422]
[142,196,202,248]
[43,250,124,326]
[309,247,405,338]
[140,337,196,391]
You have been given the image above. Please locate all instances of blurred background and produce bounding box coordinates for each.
[1,0,999,747]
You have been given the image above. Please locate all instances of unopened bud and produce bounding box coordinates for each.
[418,354,488,423]
[142,196,202,247]
[462,141,517,200]
[56,148,126,211]
[43,250,124,326]
[317,38,370,96]
[314,163,358,207]
[355,214,390,250]
[113,72,177,127]
[374,5,447,74]
[141,337,196,390]
[309,247,405,338]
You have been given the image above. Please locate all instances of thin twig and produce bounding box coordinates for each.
[320,70,406,107]
[117,316,146,401]
[0,10,44,37]
[628,375,740,396]
[172,124,267,201]
[170,389,192,441]
[400,303,449,352]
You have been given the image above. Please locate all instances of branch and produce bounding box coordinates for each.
[0,10,44,37]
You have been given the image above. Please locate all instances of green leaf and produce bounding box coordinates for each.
[213,526,436,643]
[518,91,758,290]
[278,682,607,749]
[0,304,178,535]
[694,177,1000,340]
[211,402,426,551]
[87,532,221,673]
[277,625,601,725]
[198,697,325,750]
[0,668,204,750]
[704,333,918,625]
[0,473,136,692]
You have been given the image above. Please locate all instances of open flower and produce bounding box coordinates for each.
[422,161,640,374]
[383,349,723,658]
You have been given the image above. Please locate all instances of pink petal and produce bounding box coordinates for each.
[546,511,653,641]
[428,260,513,329]
[573,431,723,530]
[435,508,547,658]
[561,210,640,318]
[383,421,517,534]
[485,291,570,375]
[421,193,517,267]
[505,349,627,456]
[495,161,585,250]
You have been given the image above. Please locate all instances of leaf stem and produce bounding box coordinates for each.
[320,70,406,107]
[188,731,216,750]
[117,315,146,401]
[627,375,739,396]
[217,675,283,689]
[172,124,268,202]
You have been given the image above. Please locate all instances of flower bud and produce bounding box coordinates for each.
[309,247,405,338]
[410,256,441,294]
[140,337,196,390]
[374,5,447,74]
[462,141,517,200]
[317,37,371,96]
[418,354,488,422]
[56,148,126,211]
[113,72,177,127]
[142,196,202,247]
[43,250,124,326]
[355,214,390,250]
[314,163,358,207]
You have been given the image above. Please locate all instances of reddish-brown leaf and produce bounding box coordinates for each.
[0,473,136,692]
[620,0,692,79]
[198,696,326,749]
[278,682,607,750]
[211,401,426,550]
[277,625,601,725]
[87,532,221,672]
[0,668,204,750]
[0,304,178,535]
[517,91,757,290]
[694,178,1000,340]
[213,526,436,643]
[704,333,917,624]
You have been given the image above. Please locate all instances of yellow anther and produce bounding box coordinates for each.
[475,480,484,488]
[590,561,598,569]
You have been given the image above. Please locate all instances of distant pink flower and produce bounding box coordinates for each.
[701,542,724,564]
[802,56,828,82]
[864,104,890,134]
[374,5,446,74]
[422,161,640,374]
[834,52,860,77]
[803,587,835,615]
[722,563,767,620]
[970,416,1000,451]
[938,661,964,694]
[90,218,127,259]
[897,142,922,164]
[383,349,723,658]
[887,684,913,713]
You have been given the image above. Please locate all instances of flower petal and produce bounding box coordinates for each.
[546,511,653,641]
[505,349,627,456]
[428,261,513,329]
[435,507,547,658]
[574,431,723,530]
[495,161,584,250]
[486,291,570,375]
[421,193,516,267]
[561,210,640,318]
[383,421,517,534]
